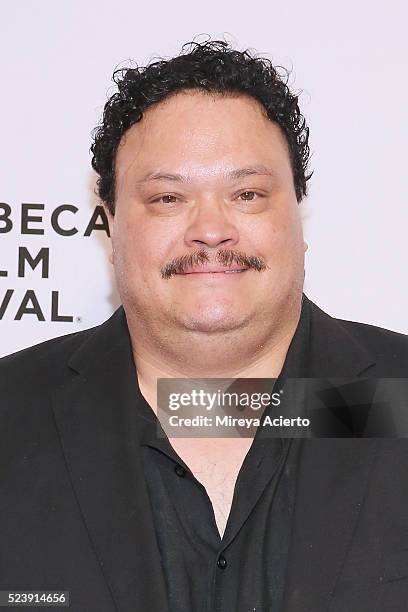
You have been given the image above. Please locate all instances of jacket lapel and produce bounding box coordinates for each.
[284,297,380,611]
[52,308,169,612]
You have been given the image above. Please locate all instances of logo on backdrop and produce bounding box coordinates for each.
[0,202,109,323]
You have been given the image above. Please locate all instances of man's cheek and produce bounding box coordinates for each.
[265,227,288,256]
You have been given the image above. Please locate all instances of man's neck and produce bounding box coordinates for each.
[128,298,303,414]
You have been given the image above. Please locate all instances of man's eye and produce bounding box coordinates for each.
[156,194,178,204]
[238,191,257,201]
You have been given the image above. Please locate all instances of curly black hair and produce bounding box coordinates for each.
[91,39,313,215]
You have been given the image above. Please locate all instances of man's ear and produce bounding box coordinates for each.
[102,202,115,265]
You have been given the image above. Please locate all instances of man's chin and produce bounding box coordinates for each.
[175,312,249,334]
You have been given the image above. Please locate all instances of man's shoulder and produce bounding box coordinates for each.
[0,324,99,396]
[0,305,128,407]
[308,297,408,373]
[335,315,408,360]
[337,316,408,351]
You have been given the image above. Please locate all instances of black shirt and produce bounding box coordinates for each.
[132,295,311,612]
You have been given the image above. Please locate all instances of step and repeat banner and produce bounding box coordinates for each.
[1,197,120,356]
[1,1,407,357]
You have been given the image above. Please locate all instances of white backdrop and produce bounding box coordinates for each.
[1,0,407,357]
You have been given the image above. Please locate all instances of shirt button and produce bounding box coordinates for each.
[174,464,186,477]
[217,555,227,569]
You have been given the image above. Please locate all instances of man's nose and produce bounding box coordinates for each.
[183,201,240,249]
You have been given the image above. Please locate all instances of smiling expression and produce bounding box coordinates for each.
[106,90,307,336]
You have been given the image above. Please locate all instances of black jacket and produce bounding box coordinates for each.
[1,294,408,612]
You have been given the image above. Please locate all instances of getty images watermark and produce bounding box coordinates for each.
[157,378,311,438]
[157,378,408,438]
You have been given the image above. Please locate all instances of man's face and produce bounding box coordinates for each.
[107,91,306,336]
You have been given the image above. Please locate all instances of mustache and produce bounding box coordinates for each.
[160,249,268,279]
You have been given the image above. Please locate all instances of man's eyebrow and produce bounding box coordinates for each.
[136,164,280,184]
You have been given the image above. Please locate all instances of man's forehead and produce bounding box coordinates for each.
[116,157,291,197]
[117,91,285,151]
[115,93,291,185]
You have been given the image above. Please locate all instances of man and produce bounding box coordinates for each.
[1,39,408,612]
